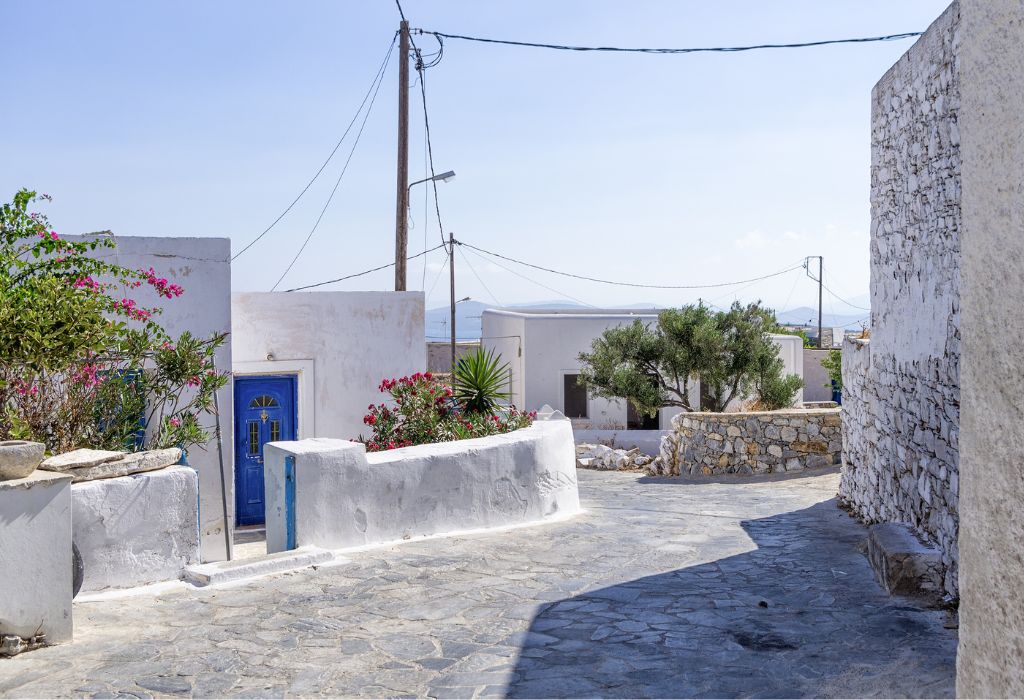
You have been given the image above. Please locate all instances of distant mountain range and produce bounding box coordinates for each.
[425,301,870,341]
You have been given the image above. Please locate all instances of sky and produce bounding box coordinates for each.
[1,0,950,319]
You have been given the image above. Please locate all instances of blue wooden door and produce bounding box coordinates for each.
[234,375,297,527]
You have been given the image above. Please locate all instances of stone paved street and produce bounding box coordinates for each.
[0,469,957,698]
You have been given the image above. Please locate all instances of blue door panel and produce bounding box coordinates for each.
[234,375,297,527]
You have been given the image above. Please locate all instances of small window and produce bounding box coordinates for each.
[270,420,281,443]
[249,395,279,409]
[563,374,588,419]
[247,422,259,455]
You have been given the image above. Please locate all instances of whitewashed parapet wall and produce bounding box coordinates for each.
[652,409,841,477]
[839,3,961,597]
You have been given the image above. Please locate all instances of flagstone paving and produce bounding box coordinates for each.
[0,469,956,698]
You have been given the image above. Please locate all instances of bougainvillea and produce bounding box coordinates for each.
[360,372,534,452]
[0,189,229,453]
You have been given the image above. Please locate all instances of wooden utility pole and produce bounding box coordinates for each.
[449,232,457,369]
[394,20,410,291]
[815,256,824,348]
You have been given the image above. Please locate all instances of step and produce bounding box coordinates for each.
[183,546,336,587]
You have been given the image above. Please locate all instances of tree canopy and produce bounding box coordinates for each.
[577,301,803,414]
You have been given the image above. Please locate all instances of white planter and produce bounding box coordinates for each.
[264,417,580,553]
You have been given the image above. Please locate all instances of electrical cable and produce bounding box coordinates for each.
[821,265,871,311]
[457,244,503,307]
[426,252,449,300]
[461,244,594,307]
[269,39,395,291]
[232,35,397,261]
[460,241,804,290]
[414,47,449,251]
[283,243,445,292]
[415,29,924,55]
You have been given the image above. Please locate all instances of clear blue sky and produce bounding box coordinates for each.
[1,0,949,317]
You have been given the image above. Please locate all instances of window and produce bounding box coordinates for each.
[247,422,259,455]
[563,374,588,419]
[270,420,281,443]
[249,395,279,409]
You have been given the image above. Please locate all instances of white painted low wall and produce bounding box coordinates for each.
[72,466,199,592]
[572,428,668,456]
[264,417,580,553]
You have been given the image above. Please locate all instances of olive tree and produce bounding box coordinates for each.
[577,301,803,414]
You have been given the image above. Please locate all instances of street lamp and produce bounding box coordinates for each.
[397,172,456,291]
[409,170,456,191]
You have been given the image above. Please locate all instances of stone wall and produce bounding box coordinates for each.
[839,3,961,598]
[653,409,841,477]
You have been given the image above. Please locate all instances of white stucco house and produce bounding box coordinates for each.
[481,307,804,451]
[81,235,425,562]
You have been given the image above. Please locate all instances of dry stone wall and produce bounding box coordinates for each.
[839,4,961,598]
[652,409,841,477]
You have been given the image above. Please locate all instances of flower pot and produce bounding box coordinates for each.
[0,440,46,480]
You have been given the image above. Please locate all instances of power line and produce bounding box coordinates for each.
[460,240,804,290]
[821,274,871,311]
[283,244,445,293]
[462,245,594,307]
[413,43,449,251]
[457,244,503,307]
[394,0,406,22]
[270,39,396,291]
[233,35,398,261]
[415,29,923,55]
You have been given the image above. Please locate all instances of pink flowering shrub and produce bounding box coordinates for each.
[360,372,534,452]
[0,189,229,453]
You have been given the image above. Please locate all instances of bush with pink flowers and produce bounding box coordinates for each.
[360,372,534,452]
[0,189,229,454]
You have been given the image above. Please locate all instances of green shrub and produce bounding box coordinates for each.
[452,346,512,414]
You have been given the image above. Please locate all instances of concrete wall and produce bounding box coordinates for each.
[839,4,961,597]
[482,309,805,429]
[71,467,199,592]
[426,341,480,374]
[957,0,1024,695]
[802,349,834,402]
[264,417,579,552]
[79,235,233,563]
[0,471,73,644]
[232,292,425,443]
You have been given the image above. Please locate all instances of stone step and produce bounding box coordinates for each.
[183,546,337,587]
[866,523,945,606]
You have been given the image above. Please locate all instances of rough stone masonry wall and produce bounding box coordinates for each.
[839,3,961,598]
[653,409,841,477]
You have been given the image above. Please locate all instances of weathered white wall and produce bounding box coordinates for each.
[232,292,425,442]
[840,3,961,598]
[482,309,803,426]
[957,0,1024,695]
[426,341,480,374]
[264,418,579,552]
[72,467,199,592]
[802,349,834,403]
[78,235,233,563]
[0,472,73,644]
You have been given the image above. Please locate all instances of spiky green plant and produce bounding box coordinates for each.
[452,347,511,414]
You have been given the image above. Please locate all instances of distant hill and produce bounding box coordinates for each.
[425,301,870,340]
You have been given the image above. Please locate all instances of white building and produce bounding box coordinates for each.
[81,236,424,561]
[481,308,803,450]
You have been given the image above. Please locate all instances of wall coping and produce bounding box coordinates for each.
[678,407,841,420]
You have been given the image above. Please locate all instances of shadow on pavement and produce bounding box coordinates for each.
[505,499,956,699]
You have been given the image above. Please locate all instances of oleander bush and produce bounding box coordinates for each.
[360,370,534,452]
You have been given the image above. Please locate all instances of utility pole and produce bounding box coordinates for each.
[449,233,457,370]
[817,255,824,349]
[393,20,410,291]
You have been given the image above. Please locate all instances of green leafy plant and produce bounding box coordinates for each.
[578,301,803,414]
[452,347,512,414]
[821,348,842,392]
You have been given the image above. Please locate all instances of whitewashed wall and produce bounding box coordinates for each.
[839,4,961,597]
[232,292,425,442]
[78,235,233,563]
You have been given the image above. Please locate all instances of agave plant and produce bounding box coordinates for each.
[452,347,511,414]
